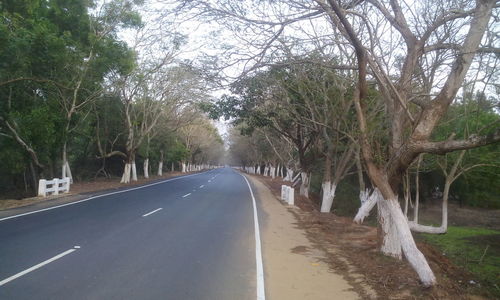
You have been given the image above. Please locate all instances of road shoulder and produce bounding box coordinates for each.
[246,174,374,300]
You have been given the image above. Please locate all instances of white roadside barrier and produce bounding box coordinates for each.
[280,185,295,206]
[38,177,70,197]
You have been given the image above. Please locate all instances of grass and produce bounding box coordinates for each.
[421,226,500,297]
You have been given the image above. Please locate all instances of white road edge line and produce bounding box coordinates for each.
[199,185,204,188]
[182,193,191,198]
[0,248,77,287]
[142,208,163,217]
[0,170,216,222]
[240,174,266,300]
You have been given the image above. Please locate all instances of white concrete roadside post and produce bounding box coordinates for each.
[38,179,47,197]
[280,185,295,206]
[281,185,288,201]
[287,187,295,206]
[53,178,60,195]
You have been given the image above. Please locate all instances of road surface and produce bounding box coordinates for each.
[0,168,263,300]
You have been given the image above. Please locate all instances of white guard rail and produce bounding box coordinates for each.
[38,177,70,197]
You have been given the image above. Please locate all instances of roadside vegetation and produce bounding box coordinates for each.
[421,226,500,297]
[0,0,224,199]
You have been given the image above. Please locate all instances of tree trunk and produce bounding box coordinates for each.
[121,163,132,183]
[354,188,378,224]
[377,197,402,259]
[403,170,411,217]
[413,154,423,223]
[383,196,436,285]
[61,143,73,183]
[132,160,137,181]
[409,179,449,234]
[158,161,163,176]
[284,168,290,181]
[320,182,336,213]
[299,172,310,198]
[320,156,335,213]
[144,158,149,179]
[121,151,137,183]
[29,161,38,195]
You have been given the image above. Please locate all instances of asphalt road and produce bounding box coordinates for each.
[0,168,261,300]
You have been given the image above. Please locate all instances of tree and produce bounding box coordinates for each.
[322,0,498,286]
[0,0,140,193]
[57,0,141,183]
[210,66,321,196]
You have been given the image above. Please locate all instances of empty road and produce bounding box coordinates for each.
[0,168,264,299]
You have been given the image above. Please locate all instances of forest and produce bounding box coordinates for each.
[1,0,499,294]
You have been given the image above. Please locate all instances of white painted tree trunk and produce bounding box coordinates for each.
[354,188,437,285]
[62,144,73,183]
[359,188,370,204]
[414,191,420,223]
[158,161,163,176]
[320,181,337,213]
[408,221,447,234]
[271,166,276,179]
[171,162,174,172]
[299,172,310,198]
[377,197,402,259]
[288,169,295,181]
[120,163,132,183]
[181,162,186,173]
[382,196,437,286]
[144,158,149,179]
[62,161,73,184]
[354,189,378,224]
[264,166,269,176]
[131,161,137,181]
[408,179,450,234]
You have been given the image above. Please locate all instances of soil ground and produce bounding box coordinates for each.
[254,174,497,299]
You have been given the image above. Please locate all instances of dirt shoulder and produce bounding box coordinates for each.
[248,174,490,300]
[0,172,197,218]
[246,174,376,300]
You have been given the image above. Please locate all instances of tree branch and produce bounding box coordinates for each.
[420,129,500,155]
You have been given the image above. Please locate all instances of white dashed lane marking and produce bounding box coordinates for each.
[142,208,163,217]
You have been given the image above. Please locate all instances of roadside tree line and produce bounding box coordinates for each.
[0,0,224,198]
[171,0,500,287]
